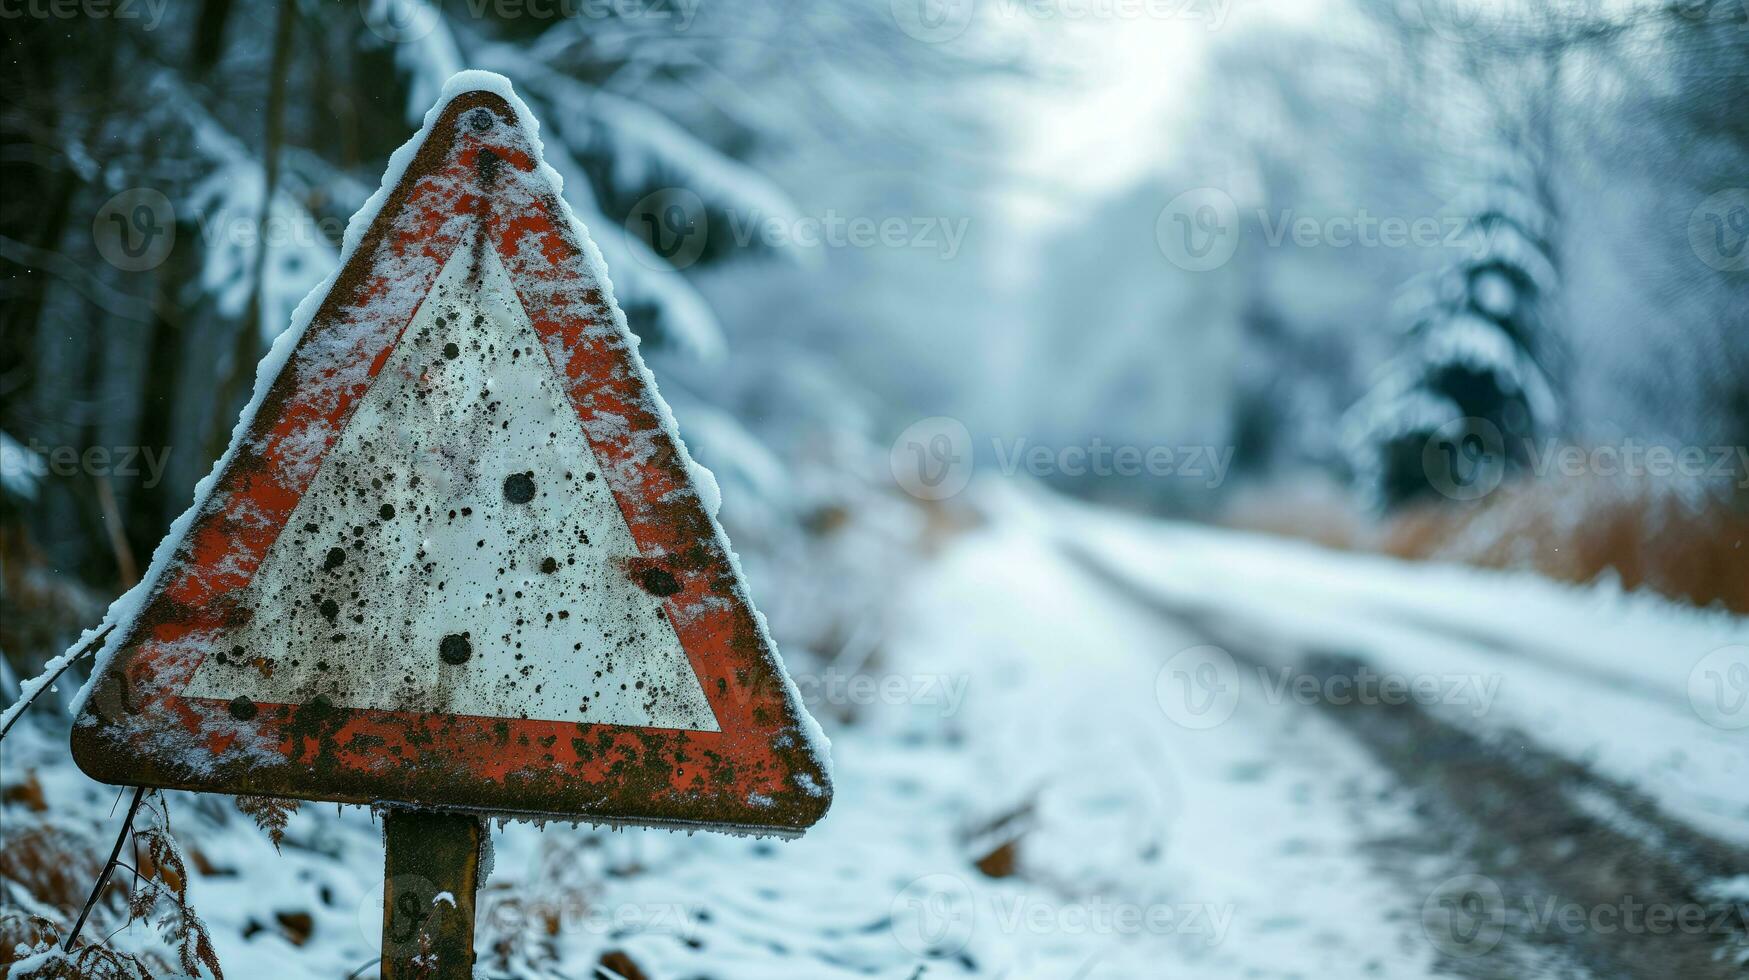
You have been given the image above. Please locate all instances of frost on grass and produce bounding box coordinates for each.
[1,791,222,980]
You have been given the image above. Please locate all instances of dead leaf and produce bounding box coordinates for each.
[974,837,1020,878]
[597,949,651,980]
[275,910,314,947]
[1,770,48,812]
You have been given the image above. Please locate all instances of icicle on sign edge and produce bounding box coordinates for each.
[69,83,833,837]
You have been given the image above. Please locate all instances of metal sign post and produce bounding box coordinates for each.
[380,809,483,979]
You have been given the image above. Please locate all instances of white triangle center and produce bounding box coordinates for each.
[182,244,719,731]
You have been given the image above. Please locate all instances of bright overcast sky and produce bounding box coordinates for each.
[991,0,1338,230]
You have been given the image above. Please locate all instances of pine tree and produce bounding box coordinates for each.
[1342,148,1562,508]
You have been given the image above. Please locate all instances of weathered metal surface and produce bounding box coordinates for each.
[178,245,718,732]
[381,808,482,979]
[70,90,832,834]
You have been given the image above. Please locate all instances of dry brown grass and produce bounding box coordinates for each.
[1222,471,1748,615]
[0,822,106,915]
[1381,475,1748,614]
[0,525,107,674]
[1219,478,1367,552]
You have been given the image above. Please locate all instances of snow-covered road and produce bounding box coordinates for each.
[1048,495,1749,979]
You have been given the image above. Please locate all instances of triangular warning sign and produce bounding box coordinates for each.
[71,76,831,836]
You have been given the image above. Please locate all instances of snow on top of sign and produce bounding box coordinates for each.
[1,637,83,736]
[66,70,831,790]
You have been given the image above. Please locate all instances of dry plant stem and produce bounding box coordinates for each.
[93,474,139,587]
[64,785,146,953]
[0,624,115,744]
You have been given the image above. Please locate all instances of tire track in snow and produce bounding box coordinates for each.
[1066,545,1749,980]
[878,525,1443,977]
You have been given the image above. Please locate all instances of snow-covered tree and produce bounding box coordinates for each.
[0,0,982,604]
[1342,153,1563,508]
